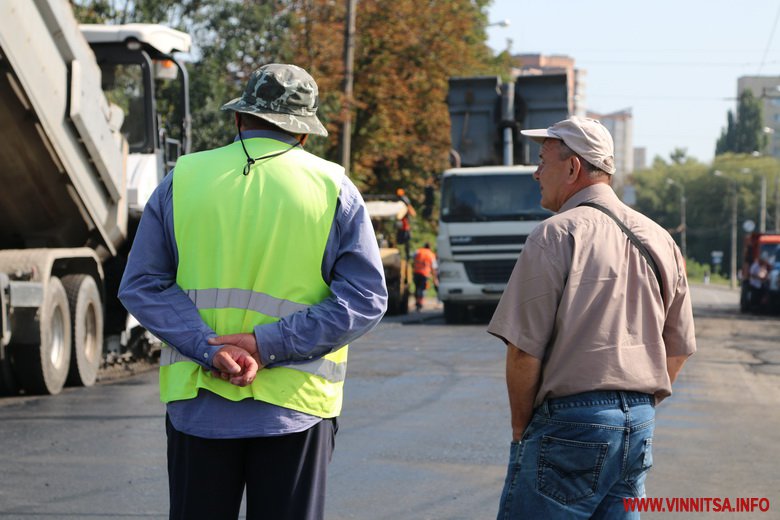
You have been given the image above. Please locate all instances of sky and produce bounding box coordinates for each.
[486,0,780,166]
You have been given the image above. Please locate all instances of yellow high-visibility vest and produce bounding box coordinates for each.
[160,137,347,418]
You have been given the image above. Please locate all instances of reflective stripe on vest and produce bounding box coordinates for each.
[185,288,308,319]
[164,138,347,418]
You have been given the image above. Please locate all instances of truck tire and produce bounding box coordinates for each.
[386,277,401,315]
[63,275,102,387]
[13,276,72,395]
[0,349,18,396]
[443,302,465,324]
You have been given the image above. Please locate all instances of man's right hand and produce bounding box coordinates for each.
[211,345,259,387]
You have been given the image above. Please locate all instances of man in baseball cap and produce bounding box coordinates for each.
[522,116,616,176]
[488,115,695,517]
[516,116,616,212]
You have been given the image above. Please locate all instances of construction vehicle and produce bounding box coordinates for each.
[0,0,191,394]
[436,75,566,323]
[365,198,412,315]
[739,232,780,313]
[437,165,550,323]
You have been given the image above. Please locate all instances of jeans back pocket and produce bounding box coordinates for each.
[537,435,609,505]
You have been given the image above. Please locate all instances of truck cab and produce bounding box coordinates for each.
[82,23,191,215]
[740,232,780,313]
[436,165,551,323]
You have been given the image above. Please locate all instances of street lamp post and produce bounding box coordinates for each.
[715,170,738,289]
[761,173,767,232]
[746,160,769,233]
[775,173,779,231]
[730,181,738,290]
[667,179,687,259]
[340,0,357,176]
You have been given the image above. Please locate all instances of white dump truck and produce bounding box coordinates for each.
[436,166,549,323]
[0,0,191,394]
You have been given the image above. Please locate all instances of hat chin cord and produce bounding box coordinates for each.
[237,127,302,176]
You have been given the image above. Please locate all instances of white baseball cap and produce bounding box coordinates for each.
[521,117,616,175]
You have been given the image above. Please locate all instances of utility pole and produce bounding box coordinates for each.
[760,174,767,232]
[681,189,687,259]
[667,179,686,259]
[775,173,779,231]
[730,182,738,290]
[340,0,357,176]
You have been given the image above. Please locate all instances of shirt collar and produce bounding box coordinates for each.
[559,183,617,213]
[233,129,300,146]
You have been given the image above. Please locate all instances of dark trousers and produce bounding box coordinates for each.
[413,273,428,302]
[166,415,337,520]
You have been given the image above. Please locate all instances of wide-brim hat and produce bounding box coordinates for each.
[221,63,328,137]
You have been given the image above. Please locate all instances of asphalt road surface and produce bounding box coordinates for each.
[0,284,777,519]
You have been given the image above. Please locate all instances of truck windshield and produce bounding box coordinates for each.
[440,174,551,222]
[100,63,149,152]
[760,243,780,264]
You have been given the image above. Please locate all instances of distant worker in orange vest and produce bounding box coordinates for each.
[413,242,438,311]
[396,188,416,259]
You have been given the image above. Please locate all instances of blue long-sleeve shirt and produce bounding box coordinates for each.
[118,130,387,438]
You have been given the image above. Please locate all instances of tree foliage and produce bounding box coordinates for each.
[631,152,780,275]
[716,89,768,156]
[71,0,504,197]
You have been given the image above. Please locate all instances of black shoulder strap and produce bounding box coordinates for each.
[577,202,665,304]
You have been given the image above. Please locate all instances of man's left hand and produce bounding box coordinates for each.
[211,344,259,386]
[209,333,263,368]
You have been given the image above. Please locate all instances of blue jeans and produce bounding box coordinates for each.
[498,391,655,519]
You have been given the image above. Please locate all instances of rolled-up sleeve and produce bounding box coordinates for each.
[487,233,567,359]
[662,247,697,357]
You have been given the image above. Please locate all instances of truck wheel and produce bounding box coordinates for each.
[63,275,102,387]
[13,277,72,395]
[443,302,465,324]
[739,284,750,313]
[0,349,18,395]
[386,277,401,315]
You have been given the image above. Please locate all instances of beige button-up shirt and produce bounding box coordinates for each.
[488,184,696,407]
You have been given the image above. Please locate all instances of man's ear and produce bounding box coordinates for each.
[568,156,582,183]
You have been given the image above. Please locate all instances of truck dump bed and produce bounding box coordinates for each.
[0,0,126,256]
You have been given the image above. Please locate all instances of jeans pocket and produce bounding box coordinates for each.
[641,438,653,470]
[498,441,526,517]
[537,435,609,505]
[626,437,653,494]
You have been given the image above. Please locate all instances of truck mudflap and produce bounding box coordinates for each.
[0,273,9,347]
[1,274,45,347]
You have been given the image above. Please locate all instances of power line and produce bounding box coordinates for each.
[581,60,780,67]
[758,3,780,74]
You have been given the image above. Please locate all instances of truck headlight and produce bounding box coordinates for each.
[439,269,461,280]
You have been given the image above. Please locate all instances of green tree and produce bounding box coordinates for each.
[284,0,503,193]
[72,0,507,197]
[716,89,767,155]
[631,153,780,276]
